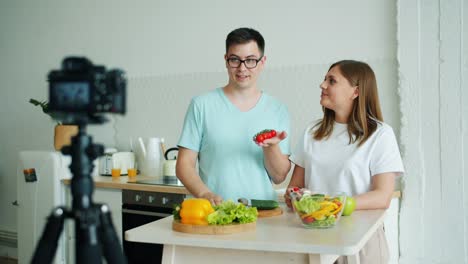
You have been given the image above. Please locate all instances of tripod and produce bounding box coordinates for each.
[31,124,126,264]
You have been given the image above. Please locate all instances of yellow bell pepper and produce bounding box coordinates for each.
[319,201,338,210]
[179,198,215,225]
[310,210,327,220]
[330,204,343,215]
[304,201,339,220]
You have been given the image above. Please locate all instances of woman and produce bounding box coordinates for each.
[284,60,404,264]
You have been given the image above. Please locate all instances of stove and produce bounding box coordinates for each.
[122,184,186,263]
[132,176,184,187]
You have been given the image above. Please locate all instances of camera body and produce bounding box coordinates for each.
[48,57,126,122]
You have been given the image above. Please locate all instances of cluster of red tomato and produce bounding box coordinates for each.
[253,129,277,143]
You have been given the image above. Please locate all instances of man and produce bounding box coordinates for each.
[176,27,291,205]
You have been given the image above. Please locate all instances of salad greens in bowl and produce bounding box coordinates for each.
[289,188,347,229]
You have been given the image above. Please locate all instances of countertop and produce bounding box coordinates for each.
[125,206,387,256]
[62,175,401,199]
[62,175,190,195]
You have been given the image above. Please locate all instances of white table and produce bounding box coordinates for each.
[125,207,387,264]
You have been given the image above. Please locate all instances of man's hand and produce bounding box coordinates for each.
[177,147,223,205]
[260,130,291,184]
[258,130,287,147]
[199,191,223,206]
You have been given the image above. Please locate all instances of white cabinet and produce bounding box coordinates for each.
[65,186,122,263]
[16,151,68,264]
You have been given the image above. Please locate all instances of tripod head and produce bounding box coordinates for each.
[62,123,103,210]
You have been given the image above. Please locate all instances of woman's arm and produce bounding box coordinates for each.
[354,172,397,210]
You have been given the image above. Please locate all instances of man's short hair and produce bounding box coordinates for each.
[226,28,265,56]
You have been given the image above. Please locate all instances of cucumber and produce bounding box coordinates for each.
[310,194,325,198]
[250,199,279,210]
[309,194,325,202]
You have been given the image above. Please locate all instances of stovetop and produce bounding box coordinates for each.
[132,177,184,187]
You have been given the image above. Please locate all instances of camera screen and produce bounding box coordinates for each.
[51,82,90,110]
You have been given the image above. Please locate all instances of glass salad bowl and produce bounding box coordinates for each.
[289,188,347,229]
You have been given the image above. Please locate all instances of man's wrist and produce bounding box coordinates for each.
[196,190,212,198]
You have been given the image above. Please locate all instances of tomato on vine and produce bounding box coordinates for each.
[253,129,277,143]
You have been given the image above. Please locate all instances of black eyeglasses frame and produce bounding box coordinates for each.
[226,56,264,69]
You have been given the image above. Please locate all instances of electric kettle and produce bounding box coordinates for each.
[135,137,164,177]
[163,147,179,179]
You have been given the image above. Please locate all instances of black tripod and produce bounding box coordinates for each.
[31,123,126,264]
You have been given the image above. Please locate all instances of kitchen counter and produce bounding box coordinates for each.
[125,206,387,264]
[62,176,401,198]
[61,176,190,194]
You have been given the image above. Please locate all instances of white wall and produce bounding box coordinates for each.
[398,0,468,263]
[0,0,407,260]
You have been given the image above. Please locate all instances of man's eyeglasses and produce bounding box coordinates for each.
[226,56,263,69]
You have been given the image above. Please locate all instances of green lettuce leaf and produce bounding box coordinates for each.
[207,200,258,225]
[293,196,321,214]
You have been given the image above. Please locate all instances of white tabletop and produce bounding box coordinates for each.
[125,206,387,256]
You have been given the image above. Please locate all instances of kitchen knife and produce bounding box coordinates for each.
[237,198,279,210]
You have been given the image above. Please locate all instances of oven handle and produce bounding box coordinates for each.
[122,208,171,218]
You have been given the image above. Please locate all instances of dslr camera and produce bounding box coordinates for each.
[48,56,126,124]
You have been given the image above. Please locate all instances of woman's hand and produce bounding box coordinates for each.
[284,187,299,209]
[283,165,306,209]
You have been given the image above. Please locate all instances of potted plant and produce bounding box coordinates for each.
[29,98,78,150]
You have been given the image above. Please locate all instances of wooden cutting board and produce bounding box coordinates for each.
[172,221,256,235]
[258,207,283,218]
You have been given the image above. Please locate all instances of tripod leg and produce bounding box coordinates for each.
[97,204,127,264]
[74,206,103,264]
[31,206,67,264]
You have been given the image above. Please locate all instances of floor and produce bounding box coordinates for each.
[0,257,17,264]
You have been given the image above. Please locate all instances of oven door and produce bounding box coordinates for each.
[122,205,172,264]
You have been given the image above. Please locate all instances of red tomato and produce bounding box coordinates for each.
[253,129,278,143]
[255,134,265,143]
[302,216,315,223]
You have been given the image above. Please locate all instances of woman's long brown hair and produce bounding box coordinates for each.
[313,60,383,146]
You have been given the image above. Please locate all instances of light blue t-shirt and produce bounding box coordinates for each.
[178,88,290,201]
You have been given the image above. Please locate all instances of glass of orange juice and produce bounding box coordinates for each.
[127,168,137,178]
[111,168,121,178]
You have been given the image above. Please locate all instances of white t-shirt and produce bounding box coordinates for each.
[290,121,404,196]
